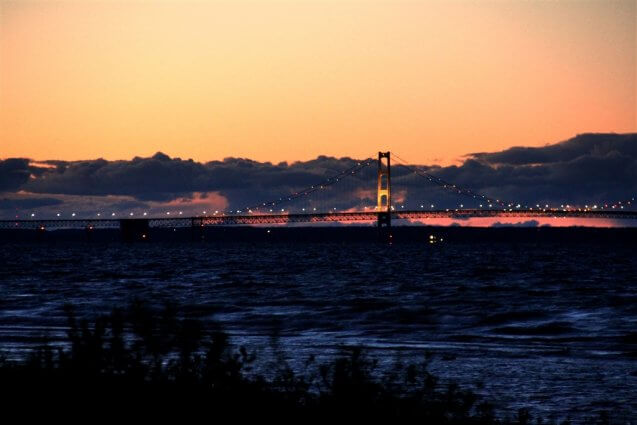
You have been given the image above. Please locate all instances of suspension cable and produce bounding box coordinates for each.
[391,152,526,208]
[235,158,375,214]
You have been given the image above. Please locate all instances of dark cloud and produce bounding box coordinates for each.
[470,133,637,165]
[18,153,366,203]
[0,196,63,211]
[0,133,635,218]
[458,133,637,205]
[0,158,31,191]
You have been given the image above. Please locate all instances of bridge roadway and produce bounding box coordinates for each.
[1,209,637,230]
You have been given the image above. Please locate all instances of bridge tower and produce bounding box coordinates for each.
[377,152,391,239]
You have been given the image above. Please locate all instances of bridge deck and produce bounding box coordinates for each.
[1,209,636,230]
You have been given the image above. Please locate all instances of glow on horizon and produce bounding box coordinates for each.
[1,0,635,164]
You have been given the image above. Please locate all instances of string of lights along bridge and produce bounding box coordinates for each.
[1,152,636,237]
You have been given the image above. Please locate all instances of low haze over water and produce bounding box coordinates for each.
[2,230,636,421]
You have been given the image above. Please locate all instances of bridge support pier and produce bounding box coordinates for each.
[35,224,46,241]
[191,218,205,241]
[85,224,94,242]
[377,151,392,243]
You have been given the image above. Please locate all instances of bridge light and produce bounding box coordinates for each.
[112,213,116,216]
[31,213,35,217]
[479,204,483,208]
[166,212,170,215]
[420,205,424,208]
[130,212,134,216]
[203,211,206,214]
[72,213,76,217]
[97,213,101,217]
[179,211,183,215]
[313,208,316,211]
[460,204,463,208]
[489,204,492,208]
[57,213,61,217]
[431,204,434,208]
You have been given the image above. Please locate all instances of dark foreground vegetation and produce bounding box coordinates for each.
[0,303,617,423]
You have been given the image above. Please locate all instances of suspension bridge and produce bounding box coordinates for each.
[1,152,635,240]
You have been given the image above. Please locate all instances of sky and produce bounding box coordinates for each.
[1,0,635,165]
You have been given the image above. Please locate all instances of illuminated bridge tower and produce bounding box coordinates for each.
[377,151,391,239]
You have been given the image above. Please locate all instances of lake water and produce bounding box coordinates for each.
[1,231,636,422]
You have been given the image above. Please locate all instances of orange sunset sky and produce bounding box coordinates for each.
[1,0,635,164]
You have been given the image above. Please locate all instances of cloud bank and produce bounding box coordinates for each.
[0,133,635,220]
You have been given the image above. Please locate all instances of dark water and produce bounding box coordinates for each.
[1,233,637,421]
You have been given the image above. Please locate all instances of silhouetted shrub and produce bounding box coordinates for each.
[0,302,614,423]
